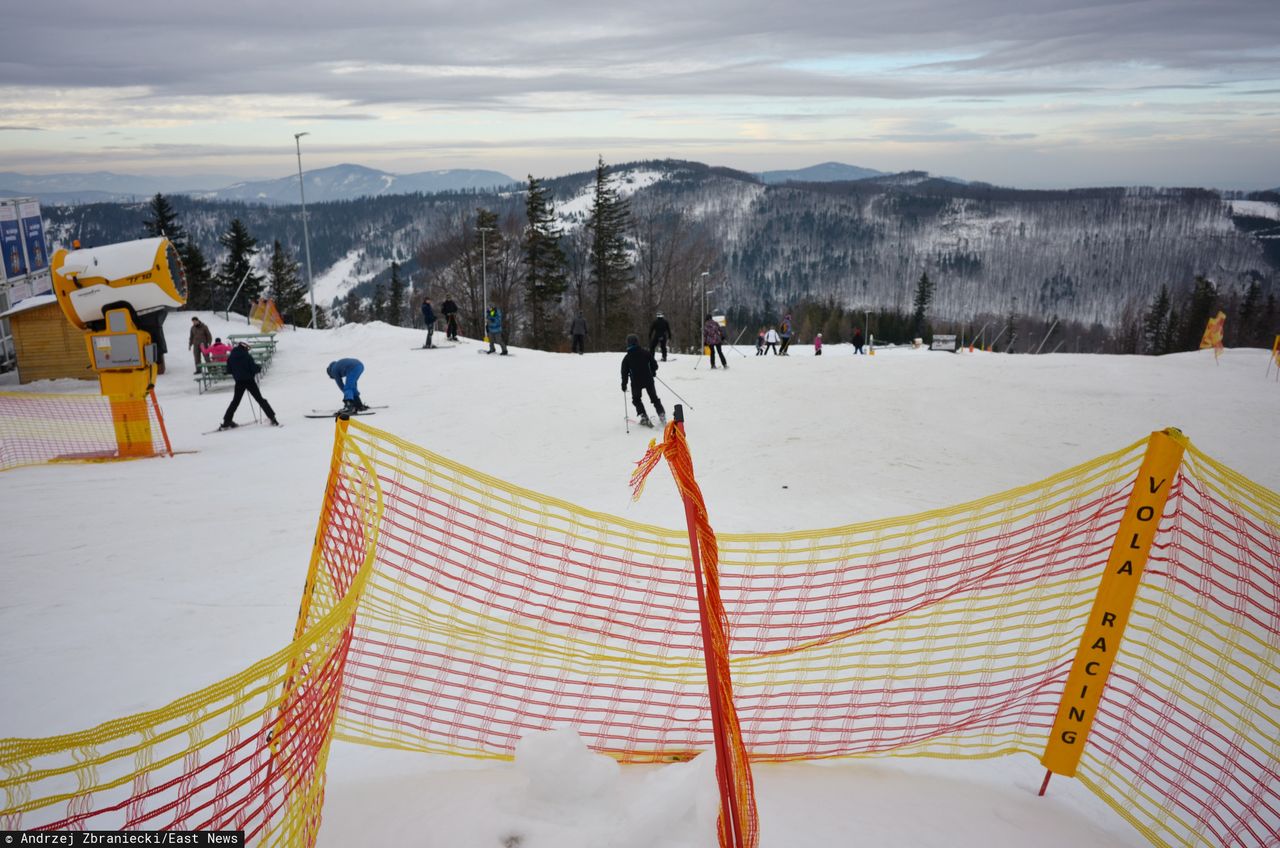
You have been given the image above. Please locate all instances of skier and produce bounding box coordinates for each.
[852,326,865,355]
[648,311,671,362]
[569,313,588,354]
[421,297,438,348]
[779,314,794,355]
[326,358,369,414]
[814,333,823,356]
[621,334,665,428]
[756,328,765,356]
[703,314,728,369]
[485,306,508,355]
[763,327,780,355]
[441,294,459,341]
[189,316,212,372]
[219,342,279,429]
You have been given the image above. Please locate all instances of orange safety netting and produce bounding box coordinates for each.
[2,420,1277,848]
[0,390,172,472]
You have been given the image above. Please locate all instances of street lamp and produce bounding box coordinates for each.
[294,132,316,328]
[478,225,495,336]
[697,270,710,351]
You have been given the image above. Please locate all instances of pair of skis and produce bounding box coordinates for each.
[304,405,387,419]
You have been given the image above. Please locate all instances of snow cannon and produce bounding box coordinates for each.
[51,237,186,330]
[50,237,185,457]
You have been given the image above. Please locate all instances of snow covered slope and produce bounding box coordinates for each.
[2,316,1277,847]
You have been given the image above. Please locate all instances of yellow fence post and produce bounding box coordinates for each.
[1040,427,1186,781]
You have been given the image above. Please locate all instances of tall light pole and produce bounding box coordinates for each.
[294,132,316,328]
[478,225,495,336]
[698,270,710,350]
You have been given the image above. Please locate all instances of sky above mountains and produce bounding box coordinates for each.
[3,1,1278,190]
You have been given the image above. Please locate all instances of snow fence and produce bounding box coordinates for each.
[1,419,1277,847]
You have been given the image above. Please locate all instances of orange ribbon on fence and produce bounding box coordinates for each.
[631,418,759,848]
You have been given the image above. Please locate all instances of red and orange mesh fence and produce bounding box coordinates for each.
[2,418,1277,848]
[0,390,172,472]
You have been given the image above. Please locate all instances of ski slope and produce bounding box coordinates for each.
[2,314,1277,847]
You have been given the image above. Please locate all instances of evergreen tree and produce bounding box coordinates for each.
[1144,285,1171,354]
[523,176,568,350]
[1237,279,1263,347]
[178,241,214,311]
[370,282,387,323]
[342,289,364,324]
[387,262,405,327]
[216,218,263,312]
[588,156,634,347]
[266,240,308,324]
[1176,275,1218,351]
[912,271,935,337]
[141,193,187,249]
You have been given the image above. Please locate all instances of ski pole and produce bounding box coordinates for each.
[655,375,693,410]
[623,387,629,434]
[728,326,750,357]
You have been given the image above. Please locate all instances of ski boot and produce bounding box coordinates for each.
[218,421,237,431]
[638,415,654,428]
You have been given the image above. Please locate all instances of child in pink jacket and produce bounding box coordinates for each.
[814,333,823,356]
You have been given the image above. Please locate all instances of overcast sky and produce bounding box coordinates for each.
[2,0,1278,189]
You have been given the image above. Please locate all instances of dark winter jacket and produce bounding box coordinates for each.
[621,344,658,390]
[441,299,458,318]
[649,316,671,342]
[225,344,261,382]
[486,308,503,336]
[189,319,212,350]
[421,302,437,325]
[570,316,588,336]
[703,319,725,345]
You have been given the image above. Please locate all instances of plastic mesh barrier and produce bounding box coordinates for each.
[2,419,1277,848]
[0,391,171,471]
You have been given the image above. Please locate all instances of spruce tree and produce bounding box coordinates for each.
[266,240,308,324]
[216,218,263,312]
[1237,279,1262,347]
[141,193,187,249]
[1144,285,1171,354]
[911,271,935,337]
[342,289,364,324]
[523,176,568,350]
[178,241,214,310]
[1176,275,1217,352]
[370,283,387,323]
[588,157,633,347]
[387,262,405,327]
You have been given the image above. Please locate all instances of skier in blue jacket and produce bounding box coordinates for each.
[326,358,368,414]
[485,306,508,355]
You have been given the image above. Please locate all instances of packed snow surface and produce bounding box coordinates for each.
[3,314,1278,847]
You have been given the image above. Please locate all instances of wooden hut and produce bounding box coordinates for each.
[0,294,93,384]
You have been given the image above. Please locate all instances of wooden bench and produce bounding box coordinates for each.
[194,347,274,393]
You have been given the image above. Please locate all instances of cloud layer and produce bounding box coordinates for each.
[2,0,1278,187]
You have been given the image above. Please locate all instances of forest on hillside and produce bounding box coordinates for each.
[38,160,1279,353]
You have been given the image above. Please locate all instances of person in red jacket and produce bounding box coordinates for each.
[202,338,232,363]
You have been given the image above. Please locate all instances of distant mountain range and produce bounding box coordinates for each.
[0,164,519,205]
[757,162,886,184]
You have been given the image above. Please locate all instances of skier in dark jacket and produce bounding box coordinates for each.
[569,313,588,354]
[220,342,278,429]
[648,312,671,362]
[621,334,665,427]
[326,358,368,414]
[441,295,459,341]
[421,298,438,348]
